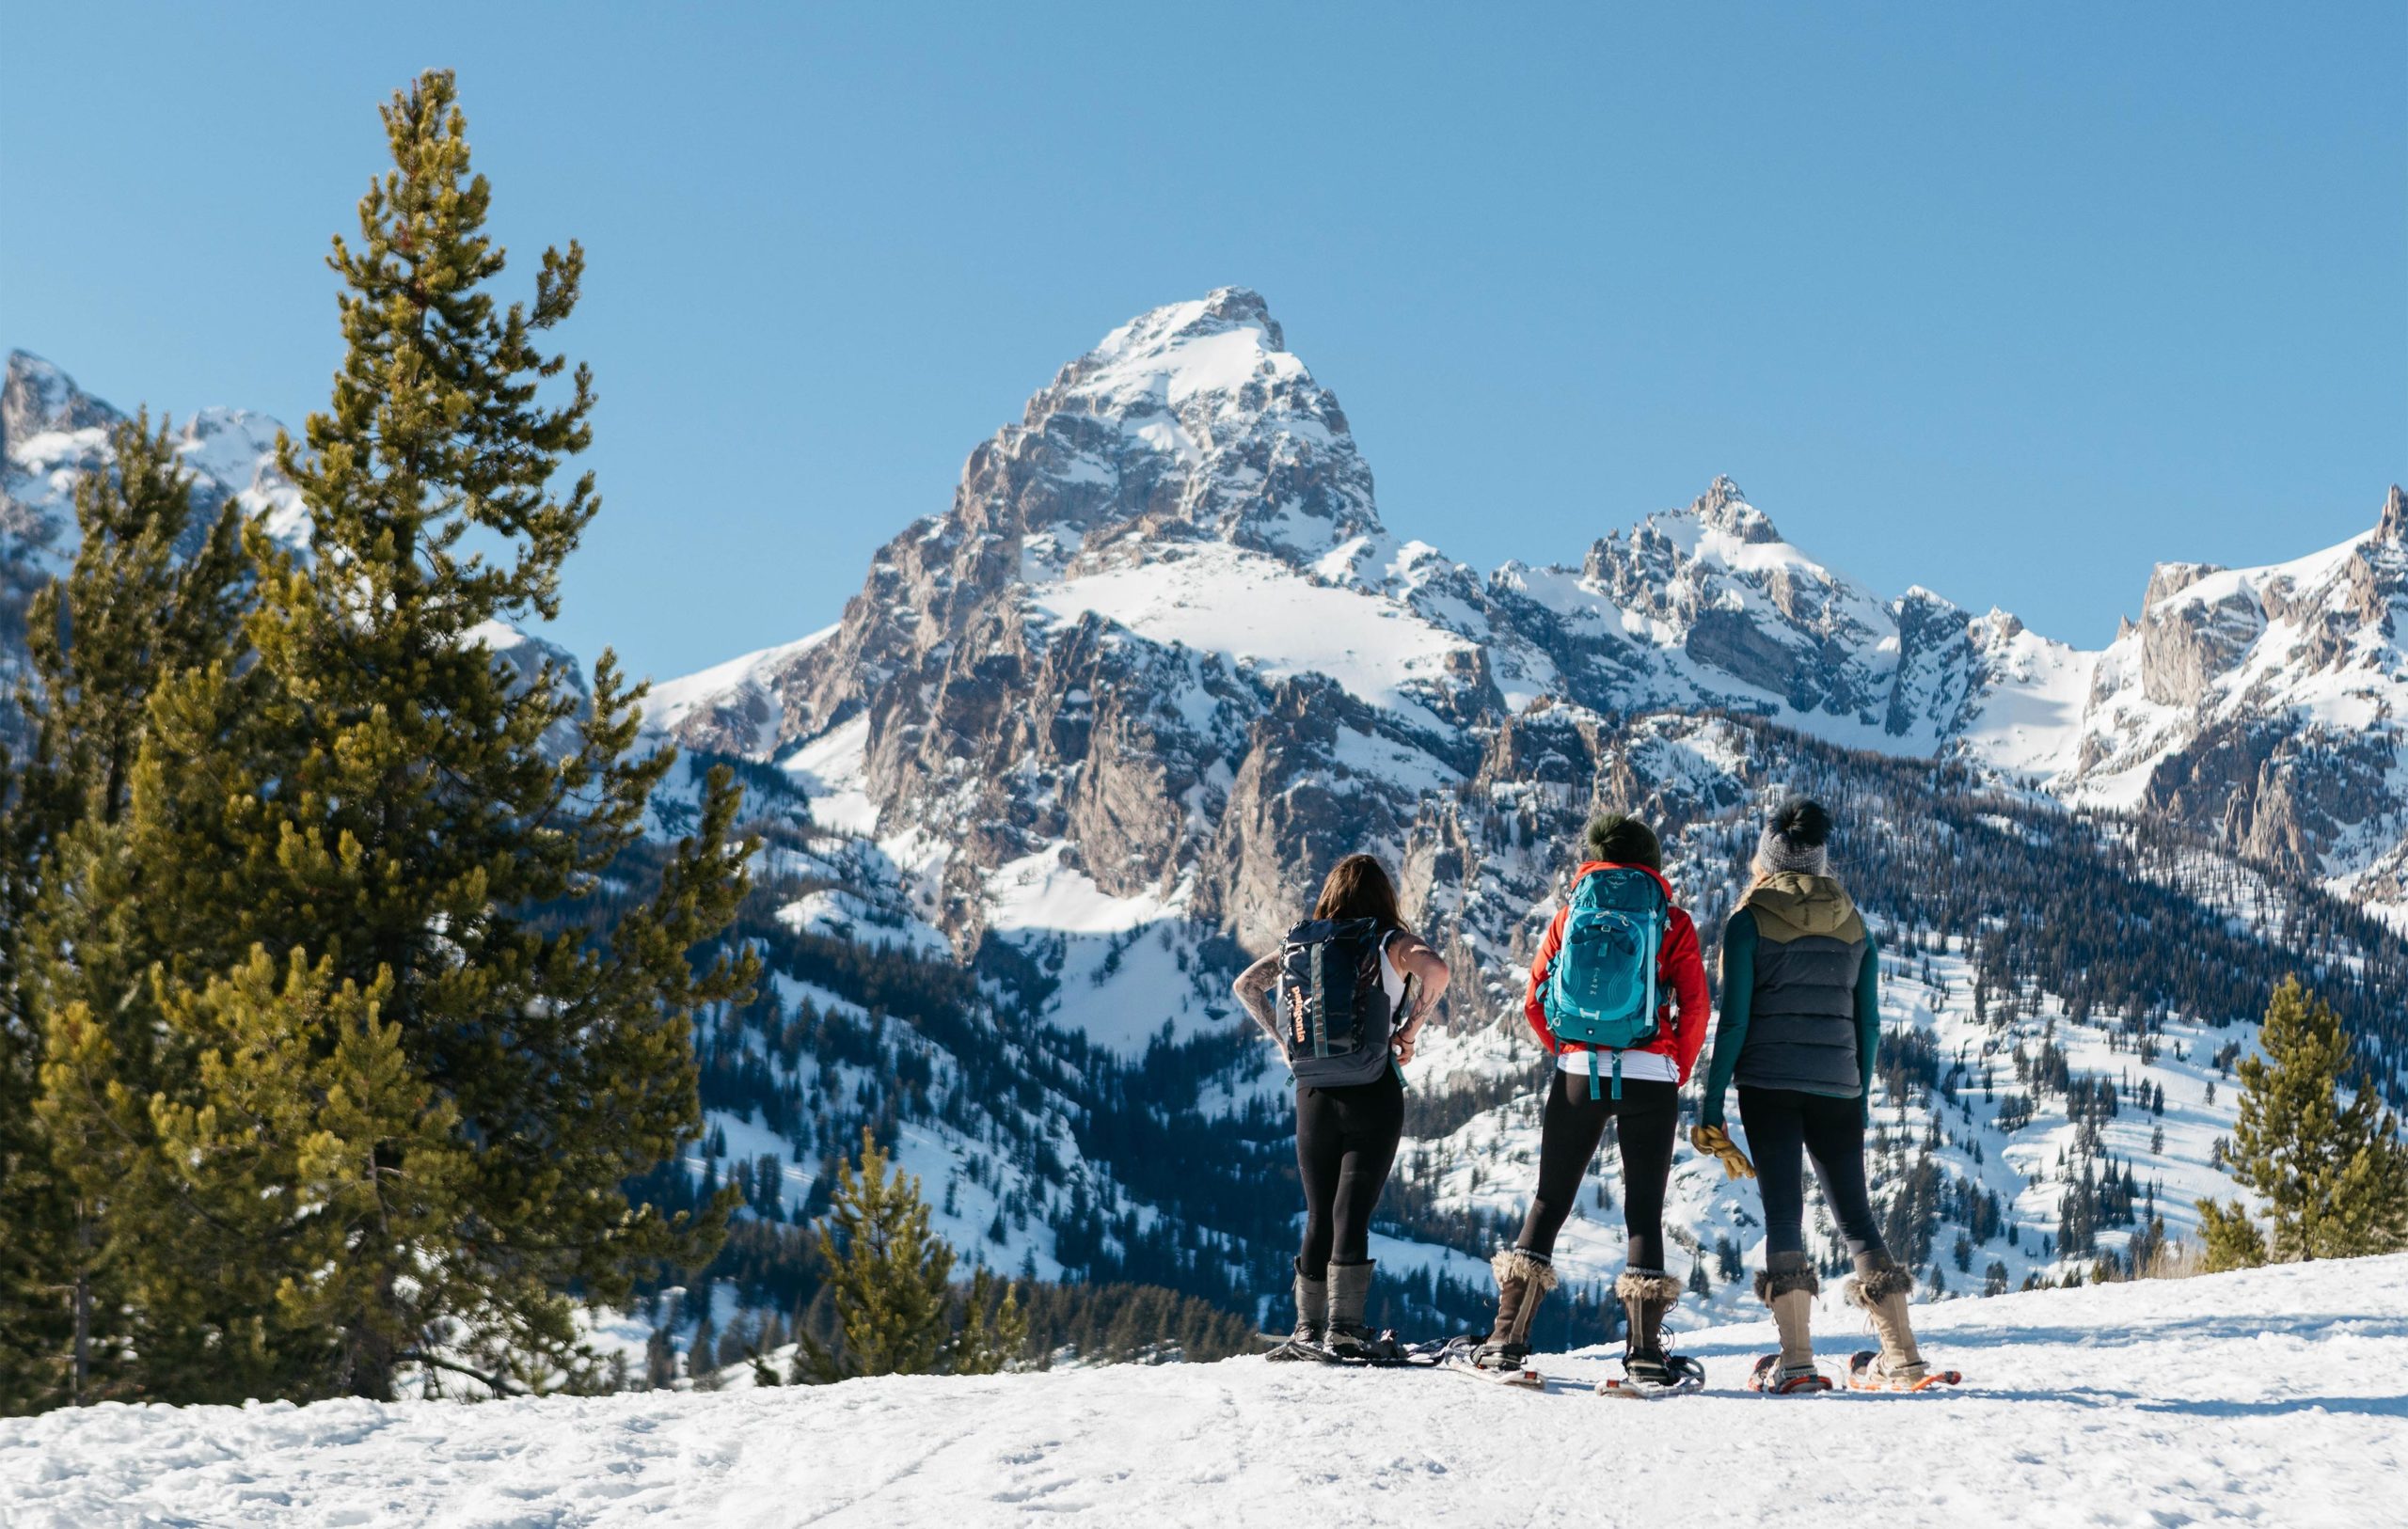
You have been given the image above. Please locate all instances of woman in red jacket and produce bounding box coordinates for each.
[1474,813,1711,1388]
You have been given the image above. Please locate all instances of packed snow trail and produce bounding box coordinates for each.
[4,1257,2400,1528]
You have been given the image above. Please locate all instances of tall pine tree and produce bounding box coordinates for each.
[2,415,246,1411]
[41,70,756,1402]
[2203,978,2408,1265]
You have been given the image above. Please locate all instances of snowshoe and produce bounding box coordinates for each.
[1305,1324,1411,1366]
[1264,1337,1334,1363]
[1472,1337,1531,1371]
[1434,1334,1545,1390]
[1264,1316,1327,1362]
[1846,1350,1962,1392]
[1746,1354,1830,1395]
[1600,1351,1705,1399]
[1322,1323,1377,1362]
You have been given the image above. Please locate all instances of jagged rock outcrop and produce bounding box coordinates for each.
[24,298,2404,1004]
[2078,484,2408,885]
[642,292,2408,980]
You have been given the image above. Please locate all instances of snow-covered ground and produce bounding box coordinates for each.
[7,1255,2399,1528]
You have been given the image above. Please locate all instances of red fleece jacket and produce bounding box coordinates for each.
[1523,861,1712,1085]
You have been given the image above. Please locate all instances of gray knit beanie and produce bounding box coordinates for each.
[1756,796,1833,877]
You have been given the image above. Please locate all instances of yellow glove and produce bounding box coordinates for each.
[1690,1124,1756,1181]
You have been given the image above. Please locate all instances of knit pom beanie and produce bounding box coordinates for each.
[1756,796,1832,876]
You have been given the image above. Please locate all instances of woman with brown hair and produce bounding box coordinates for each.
[1233,853,1450,1360]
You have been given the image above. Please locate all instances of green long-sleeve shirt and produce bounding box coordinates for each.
[1698,910,1881,1127]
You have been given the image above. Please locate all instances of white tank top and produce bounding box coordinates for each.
[1378,933,1407,1015]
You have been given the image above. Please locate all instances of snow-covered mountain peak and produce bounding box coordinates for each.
[1069,286,1290,397]
[2380,482,2408,542]
[1,355,306,569]
[1010,288,1380,567]
[1687,472,1781,544]
[4,350,114,439]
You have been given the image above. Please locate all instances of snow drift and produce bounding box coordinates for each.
[5,1253,2400,1528]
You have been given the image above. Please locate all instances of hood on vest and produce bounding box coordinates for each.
[1744,873,1861,939]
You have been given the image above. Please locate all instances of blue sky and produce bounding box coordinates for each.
[5,3,2400,682]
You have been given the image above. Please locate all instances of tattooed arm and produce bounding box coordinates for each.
[1232,954,1284,1049]
[1385,929,1451,1064]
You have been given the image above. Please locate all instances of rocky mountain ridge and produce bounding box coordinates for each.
[1,348,582,742]
[642,290,2408,964]
[9,304,2402,1344]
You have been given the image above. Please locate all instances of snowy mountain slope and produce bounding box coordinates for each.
[1,350,308,727]
[17,297,2402,1374]
[8,1254,2400,1529]
[2060,487,2408,906]
[0,350,588,749]
[610,292,2402,1355]
[0,349,307,569]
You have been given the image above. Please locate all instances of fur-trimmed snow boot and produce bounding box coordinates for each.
[1615,1267,1696,1386]
[1324,1259,1382,1360]
[1265,1261,1327,1360]
[1846,1254,1930,1389]
[1476,1247,1557,1368]
[1748,1254,1830,1395]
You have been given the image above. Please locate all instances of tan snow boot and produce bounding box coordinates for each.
[1752,1254,1827,1393]
[1477,1247,1557,1367]
[1847,1255,1928,1387]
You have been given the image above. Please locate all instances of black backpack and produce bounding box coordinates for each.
[1275,917,1404,1088]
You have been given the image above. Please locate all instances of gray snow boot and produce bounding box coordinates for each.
[1266,1261,1326,1359]
[1476,1247,1557,1368]
[1324,1259,1381,1360]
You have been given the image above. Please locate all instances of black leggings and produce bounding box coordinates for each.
[1295,1068,1404,1276]
[1515,1072,1679,1269]
[1737,1085,1889,1262]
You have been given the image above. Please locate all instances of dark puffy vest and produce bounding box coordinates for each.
[1735,904,1866,1096]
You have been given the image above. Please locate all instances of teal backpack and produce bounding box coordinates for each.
[1544,867,1668,1099]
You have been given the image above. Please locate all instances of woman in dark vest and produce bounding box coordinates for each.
[1232,854,1450,1360]
[1694,797,1947,1393]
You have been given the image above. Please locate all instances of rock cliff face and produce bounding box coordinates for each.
[15,300,2407,1004]
[2070,485,2408,891]
[642,291,2407,1012]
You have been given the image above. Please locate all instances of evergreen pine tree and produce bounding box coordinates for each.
[949,1269,1028,1376]
[2194,1197,2269,1272]
[3,415,247,1411]
[40,71,755,1402]
[800,1129,956,1381]
[2215,978,2408,1262]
